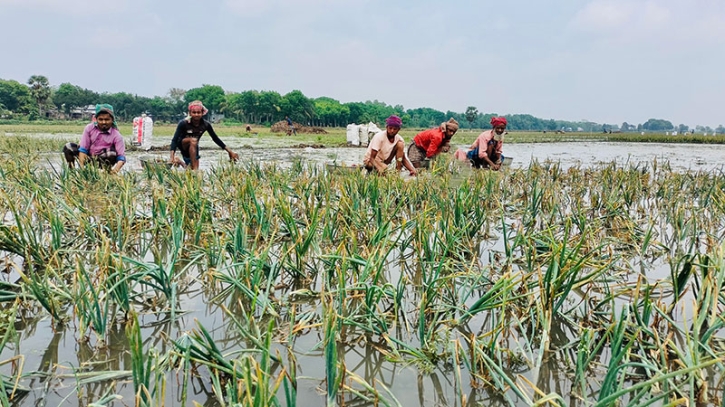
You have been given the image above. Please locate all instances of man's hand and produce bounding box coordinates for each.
[110,162,124,174]
[227,149,239,162]
[409,168,418,176]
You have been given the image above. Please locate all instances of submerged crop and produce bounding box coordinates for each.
[0,152,723,406]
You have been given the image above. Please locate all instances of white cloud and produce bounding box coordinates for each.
[570,1,637,31]
[224,0,344,18]
[569,0,725,51]
[570,0,674,33]
[223,0,269,17]
[0,0,130,15]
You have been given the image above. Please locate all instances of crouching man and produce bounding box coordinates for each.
[363,115,417,176]
[63,104,126,174]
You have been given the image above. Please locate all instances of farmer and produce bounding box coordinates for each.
[407,118,459,168]
[285,116,297,136]
[363,115,417,176]
[169,100,239,170]
[63,104,126,174]
[454,116,507,170]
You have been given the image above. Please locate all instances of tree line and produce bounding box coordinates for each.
[1,76,722,133]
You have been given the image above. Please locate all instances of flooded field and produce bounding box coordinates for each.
[0,133,724,406]
[24,132,725,173]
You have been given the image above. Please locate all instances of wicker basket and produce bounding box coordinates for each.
[140,156,172,170]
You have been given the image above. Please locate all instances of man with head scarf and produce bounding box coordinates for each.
[408,118,459,168]
[63,104,126,173]
[454,116,507,170]
[169,100,239,170]
[363,115,417,176]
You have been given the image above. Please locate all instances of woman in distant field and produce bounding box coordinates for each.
[454,116,507,170]
[407,118,459,168]
[169,100,239,170]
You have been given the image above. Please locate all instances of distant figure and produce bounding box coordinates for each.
[169,100,239,170]
[407,118,459,168]
[63,104,126,174]
[285,116,297,136]
[454,116,507,171]
[245,124,252,133]
[363,115,417,176]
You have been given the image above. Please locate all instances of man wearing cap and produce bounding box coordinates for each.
[407,118,459,168]
[170,100,239,170]
[363,115,417,176]
[62,104,126,174]
[455,116,507,170]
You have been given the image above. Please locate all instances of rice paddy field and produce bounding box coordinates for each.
[0,127,724,406]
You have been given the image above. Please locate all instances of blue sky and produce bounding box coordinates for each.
[2,0,723,127]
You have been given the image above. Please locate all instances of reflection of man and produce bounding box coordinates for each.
[285,116,297,136]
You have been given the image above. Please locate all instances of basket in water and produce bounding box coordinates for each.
[326,163,362,175]
[140,156,173,170]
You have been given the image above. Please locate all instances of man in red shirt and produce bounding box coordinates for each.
[407,118,459,168]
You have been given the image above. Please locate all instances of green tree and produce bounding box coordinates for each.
[280,90,315,123]
[52,83,98,115]
[314,97,349,127]
[27,75,51,118]
[185,84,225,113]
[258,90,282,124]
[642,118,674,132]
[149,96,178,122]
[0,79,33,114]
[464,106,478,131]
[166,87,186,114]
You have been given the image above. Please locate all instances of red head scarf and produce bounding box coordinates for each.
[186,100,209,121]
[490,116,507,128]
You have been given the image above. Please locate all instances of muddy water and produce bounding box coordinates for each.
[4,135,725,406]
[29,134,725,173]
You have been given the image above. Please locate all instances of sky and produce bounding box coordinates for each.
[1,0,723,127]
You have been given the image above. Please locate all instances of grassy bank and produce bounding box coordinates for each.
[2,122,725,148]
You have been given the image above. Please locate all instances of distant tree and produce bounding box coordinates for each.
[621,122,630,132]
[0,79,33,114]
[166,87,186,113]
[167,87,186,103]
[314,97,349,127]
[280,90,315,123]
[406,107,445,128]
[464,106,478,131]
[238,90,260,123]
[677,124,689,134]
[345,102,371,124]
[27,75,51,118]
[642,118,674,132]
[258,90,282,123]
[149,96,178,122]
[716,125,725,135]
[52,83,98,115]
[185,84,225,113]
